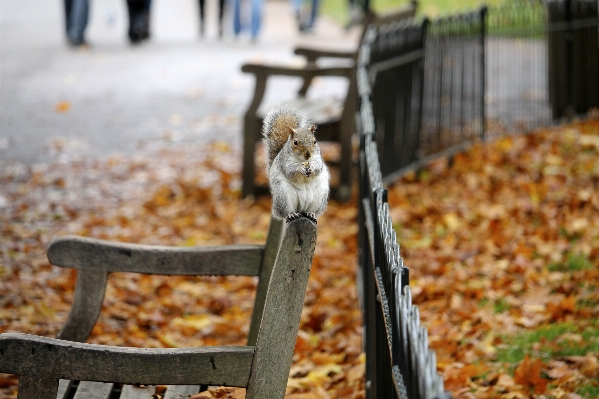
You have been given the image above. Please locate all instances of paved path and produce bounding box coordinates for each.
[0,0,359,165]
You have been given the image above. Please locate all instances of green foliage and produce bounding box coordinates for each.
[576,382,599,398]
[548,252,594,272]
[493,298,510,314]
[497,322,599,364]
[321,0,500,26]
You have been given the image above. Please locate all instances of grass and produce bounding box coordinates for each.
[576,382,599,398]
[320,0,505,26]
[497,321,599,364]
[548,252,594,272]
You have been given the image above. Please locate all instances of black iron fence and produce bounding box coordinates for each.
[357,1,598,398]
[358,25,450,399]
[366,0,599,183]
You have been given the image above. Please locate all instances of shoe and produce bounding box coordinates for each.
[68,38,90,49]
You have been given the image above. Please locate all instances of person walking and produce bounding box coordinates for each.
[64,0,90,47]
[126,0,151,44]
[232,0,264,41]
[292,0,319,32]
[198,0,226,37]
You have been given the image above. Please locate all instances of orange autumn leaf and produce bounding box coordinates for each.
[55,100,71,113]
[513,355,549,394]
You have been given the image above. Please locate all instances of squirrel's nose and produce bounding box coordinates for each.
[305,151,311,159]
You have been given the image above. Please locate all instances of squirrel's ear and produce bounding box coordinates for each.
[310,124,316,133]
[289,127,296,137]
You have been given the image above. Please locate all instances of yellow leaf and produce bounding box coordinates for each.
[55,101,71,113]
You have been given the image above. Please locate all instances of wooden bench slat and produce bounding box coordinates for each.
[48,236,264,276]
[163,385,201,399]
[73,381,113,399]
[56,379,71,399]
[121,384,156,399]
[0,333,254,387]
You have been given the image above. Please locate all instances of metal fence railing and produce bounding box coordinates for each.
[486,0,599,135]
[358,24,450,399]
[356,1,598,398]
[368,0,599,183]
[421,8,486,159]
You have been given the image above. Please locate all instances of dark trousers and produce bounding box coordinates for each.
[126,0,151,43]
[64,0,89,44]
[198,0,226,35]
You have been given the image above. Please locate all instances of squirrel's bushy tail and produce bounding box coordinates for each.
[262,104,311,169]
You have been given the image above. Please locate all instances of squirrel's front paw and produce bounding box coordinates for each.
[286,213,302,223]
[304,212,318,224]
[301,162,312,177]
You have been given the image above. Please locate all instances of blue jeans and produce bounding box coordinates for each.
[64,0,89,44]
[233,0,263,39]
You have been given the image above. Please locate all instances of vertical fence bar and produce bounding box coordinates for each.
[480,6,487,140]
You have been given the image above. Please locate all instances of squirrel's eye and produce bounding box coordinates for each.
[313,140,316,144]
[293,140,298,146]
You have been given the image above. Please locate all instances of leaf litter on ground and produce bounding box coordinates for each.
[1,117,599,398]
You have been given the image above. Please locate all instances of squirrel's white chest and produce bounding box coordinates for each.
[288,170,329,212]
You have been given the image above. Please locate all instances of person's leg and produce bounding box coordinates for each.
[142,0,151,39]
[198,0,206,35]
[250,0,262,39]
[291,0,302,30]
[307,0,319,29]
[233,0,242,36]
[67,0,89,45]
[126,0,148,43]
[64,0,73,34]
[217,0,226,36]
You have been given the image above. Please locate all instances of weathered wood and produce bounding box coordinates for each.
[57,269,108,343]
[121,384,156,399]
[163,385,201,399]
[247,217,283,346]
[246,217,317,399]
[56,379,71,399]
[48,236,263,276]
[17,376,57,399]
[6,204,319,399]
[294,47,357,61]
[240,64,353,78]
[72,381,113,399]
[0,333,254,387]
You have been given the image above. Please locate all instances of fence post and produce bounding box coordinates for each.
[565,0,574,117]
[480,6,487,141]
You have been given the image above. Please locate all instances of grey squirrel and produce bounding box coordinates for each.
[262,105,330,224]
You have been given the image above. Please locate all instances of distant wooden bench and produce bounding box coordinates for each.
[0,216,317,399]
[240,1,418,202]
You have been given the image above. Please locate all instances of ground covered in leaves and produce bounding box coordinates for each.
[1,118,598,399]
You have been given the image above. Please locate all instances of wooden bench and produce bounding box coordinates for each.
[240,1,418,202]
[0,216,317,399]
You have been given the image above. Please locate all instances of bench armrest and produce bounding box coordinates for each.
[0,333,254,387]
[241,62,354,104]
[241,63,353,79]
[294,47,357,62]
[48,236,264,276]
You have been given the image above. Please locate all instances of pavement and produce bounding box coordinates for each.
[0,0,360,165]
